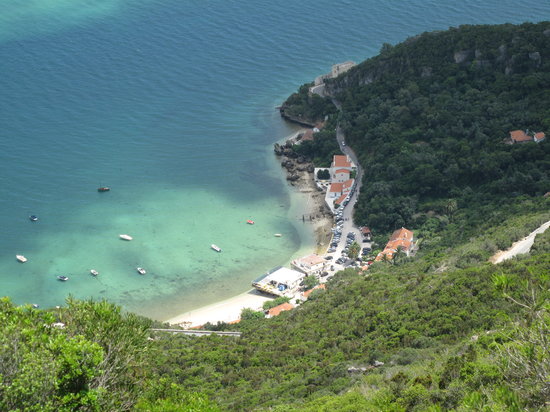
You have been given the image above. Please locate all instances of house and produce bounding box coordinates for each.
[334,193,348,208]
[534,132,546,143]
[375,227,415,262]
[510,130,532,143]
[326,178,354,211]
[266,302,294,318]
[291,254,327,276]
[332,168,351,183]
[327,182,345,199]
[361,227,372,240]
[331,154,354,171]
[252,266,305,297]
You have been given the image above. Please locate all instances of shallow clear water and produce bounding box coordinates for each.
[1,0,548,319]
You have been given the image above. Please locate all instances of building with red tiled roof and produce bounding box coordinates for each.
[303,283,326,299]
[334,194,348,206]
[510,130,532,143]
[267,302,294,318]
[375,227,415,262]
[534,132,546,143]
[332,168,351,183]
[331,154,353,169]
[343,179,354,191]
[291,254,327,276]
[328,182,344,197]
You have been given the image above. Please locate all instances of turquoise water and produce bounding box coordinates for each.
[1,0,548,319]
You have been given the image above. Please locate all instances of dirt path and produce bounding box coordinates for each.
[490,220,550,264]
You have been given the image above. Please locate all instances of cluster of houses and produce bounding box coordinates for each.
[315,154,357,213]
[509,130,545,144]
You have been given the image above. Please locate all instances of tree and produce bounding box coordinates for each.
[348,242,361,260]
[317,168,330,180]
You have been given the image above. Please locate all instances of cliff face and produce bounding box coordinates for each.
[324,22,550,96]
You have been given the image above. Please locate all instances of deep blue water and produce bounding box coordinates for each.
[1,0,548,319]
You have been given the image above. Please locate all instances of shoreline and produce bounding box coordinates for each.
[166,131,333,328]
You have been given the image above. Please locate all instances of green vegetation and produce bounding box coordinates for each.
[316,168,330,180]
[284,22,550,240]
[262,296,290,310]
[1,22,549,411]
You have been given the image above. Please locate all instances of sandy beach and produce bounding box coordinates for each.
[166,132,334,328]
[167,289,274,327]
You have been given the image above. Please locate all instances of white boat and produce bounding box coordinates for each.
[274,234,282,237]
[90,269,99,276]
[119,234,133,241]
[57,275,69,282]
[16,255,27,263]
[136,267,146,275]
[211,244,222,252]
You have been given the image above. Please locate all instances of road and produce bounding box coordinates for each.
[490,220,550,264]
[324,124,370,273]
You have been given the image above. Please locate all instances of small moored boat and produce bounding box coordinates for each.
[246,220,255,225]
[29,215,38,222]
[211,244,222,252]
[274,234,282,237]
[136,267,146,275]
[16,255,27,263]
[90,269,99,276]
[98,187,110,192]
[119,234,133,241]
[57,275,69,282]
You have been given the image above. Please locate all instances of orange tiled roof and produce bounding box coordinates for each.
[268,302,294,317]
[534,132,545,141]
[343,179,354,190]
[333,155,352,168]
[303,284,326,298]
[510,130,531,142]
[329,182,344,193]
[390,227,413,242]
[375,227,414,261]
[334,194,348,205]
[335,168,351,174]
[361,227,371,234]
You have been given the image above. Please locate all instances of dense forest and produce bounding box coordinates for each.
[1,22,549,411]
[285,22,550,239]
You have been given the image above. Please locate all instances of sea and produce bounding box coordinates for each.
[1,0,548,320]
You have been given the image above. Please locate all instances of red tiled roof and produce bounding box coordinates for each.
[390,227,413,242]
[510,130,531,142]
[375,227,414,261]
[334,194,348,205]
[268,302,294,317]
[343,179,354,190]
[303,284,326,298]
[335,168,350,174]
[333,155,352,168]
[361,227,371,234]
[329,182,344,193]
[534,132,545,141]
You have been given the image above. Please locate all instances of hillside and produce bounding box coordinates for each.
[1,22,549,412]
[284,22,550,243]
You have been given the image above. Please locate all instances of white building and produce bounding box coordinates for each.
[252,266,305,297]
[291,254,327,277]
